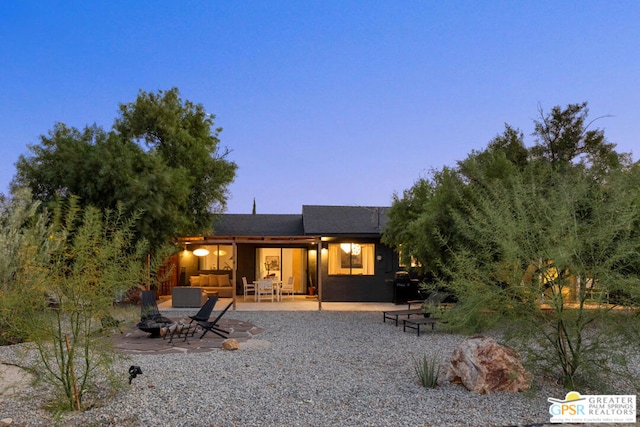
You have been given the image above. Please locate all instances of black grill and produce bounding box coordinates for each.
[392,271,419,304]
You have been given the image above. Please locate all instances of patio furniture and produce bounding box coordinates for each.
[257,279,275,302]
[198,301,233,339]
[382,308,426,326]
[242,276,256,301]
[165,296,218,344]
[272,280,283,301]
[188,273,234,297]
[172,286,207,308]
[137,290,173,338]
[280,276,295,300]
[403,317,439,336]
[384,291,451,327]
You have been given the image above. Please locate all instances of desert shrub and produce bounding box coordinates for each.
[12,198,149,410]
[412,353,440,388]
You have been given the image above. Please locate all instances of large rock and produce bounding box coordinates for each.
[445,335,531,394]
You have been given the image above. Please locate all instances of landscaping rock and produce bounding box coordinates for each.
[222,338,240,351]
[445,335,531,394]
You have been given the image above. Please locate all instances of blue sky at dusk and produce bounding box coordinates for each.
[1,2,638,214]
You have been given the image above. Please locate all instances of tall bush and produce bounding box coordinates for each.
[0,189,54,345]
[13,197,149,410]
[439,166,640,390]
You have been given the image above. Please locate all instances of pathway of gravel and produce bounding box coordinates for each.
[0,311,637,426]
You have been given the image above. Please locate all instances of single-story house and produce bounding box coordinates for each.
[169,205,403,307]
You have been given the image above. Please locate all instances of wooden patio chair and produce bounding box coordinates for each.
[243,276,256,301]
[257,279,275,302]
[280,276,295,300]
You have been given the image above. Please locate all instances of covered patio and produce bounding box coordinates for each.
[174,235,325,310]
[157,296,399,313]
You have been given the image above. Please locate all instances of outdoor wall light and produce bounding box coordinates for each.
[193,248,210,257]
[376,255,383,261]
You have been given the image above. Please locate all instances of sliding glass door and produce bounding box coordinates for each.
[255,247,307,294]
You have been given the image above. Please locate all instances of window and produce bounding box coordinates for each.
[198,245,233,270]
[398,247,422,268]
[328,243,374,275]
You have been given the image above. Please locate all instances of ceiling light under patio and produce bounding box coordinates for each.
[193,248,210,257]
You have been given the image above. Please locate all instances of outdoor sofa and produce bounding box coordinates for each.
[188,273,234,298]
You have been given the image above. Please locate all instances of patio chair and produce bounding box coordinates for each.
[257,279,275,302]
[165,295,218,343]
[280,276,295,300]
[243,276,256,301]
[198,301,233,339]
[137,290,173,338]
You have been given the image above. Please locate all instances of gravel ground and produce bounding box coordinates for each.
[0,311,637,426]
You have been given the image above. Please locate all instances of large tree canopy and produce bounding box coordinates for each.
[382,102,640,389]
[13,88,237,252]
[383,102,634,280]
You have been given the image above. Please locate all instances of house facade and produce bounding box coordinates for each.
[173,205,401,304]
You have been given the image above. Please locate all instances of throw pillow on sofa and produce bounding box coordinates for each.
[215,274,231,287]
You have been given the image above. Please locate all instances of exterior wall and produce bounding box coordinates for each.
[321,242,399,302]
[178,250,199,286]
[235,244,258,295]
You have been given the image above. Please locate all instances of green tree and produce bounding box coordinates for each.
[13,88,237,252]
[384,103,631,280]
[383,124,528,278]
[439,164,640,389]
[0,189,54,345]
[114,88,237,231]
[383,103,640,390]
[530,102,628,174]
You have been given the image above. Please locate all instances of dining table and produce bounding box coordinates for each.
[253,279,283,302]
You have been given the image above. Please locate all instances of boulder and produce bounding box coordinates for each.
[222,338,240,351]
[445,335,531,394]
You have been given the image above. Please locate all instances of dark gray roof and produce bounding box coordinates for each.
[302,205,389,236]
[211,205,390,238]
[213,214,304,237]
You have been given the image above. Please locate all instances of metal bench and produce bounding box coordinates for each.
[383,308,426,326]
[403,317,439,336]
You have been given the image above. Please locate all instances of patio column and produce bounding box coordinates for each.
[317,239,322,311]
[232,241,237,310]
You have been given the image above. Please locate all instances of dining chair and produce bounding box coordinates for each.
[242,276,256,301]
[257,279,275,302]
[280,276,295,300]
